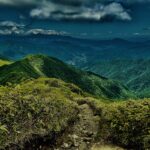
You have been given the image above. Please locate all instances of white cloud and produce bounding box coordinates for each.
[25,29,67,35]
[0,21,67,36]
[103,3,132,21]
[0,21,24,28]
[2,0,148,21]
[30,8,50,19]
[0,0,38,6]
[30,2,131,21]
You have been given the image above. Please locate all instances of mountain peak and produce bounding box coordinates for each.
[24,54,49,60]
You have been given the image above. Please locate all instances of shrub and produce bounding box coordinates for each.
[99,100,150,149]
[0,78,80,149]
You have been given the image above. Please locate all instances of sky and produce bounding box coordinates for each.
[0,0,150,39]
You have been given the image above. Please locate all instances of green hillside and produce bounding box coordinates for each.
[0,78,82,149]
[83,59,150,98]
[0,60,11,67]
[0,55,11,67]
[0,78,149,149]
[0,55,133,99]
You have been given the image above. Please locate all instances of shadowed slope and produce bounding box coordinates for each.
[84,59,150,97]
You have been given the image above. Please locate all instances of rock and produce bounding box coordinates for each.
[68,134,80,147]
[54,103,101,150]
[72,134,79,139]
[74,142,79,147]
[62,143,70,148]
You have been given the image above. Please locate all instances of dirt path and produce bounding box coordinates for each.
[54,103,124,150]
[24,103,124,150]
[55,103,100,150]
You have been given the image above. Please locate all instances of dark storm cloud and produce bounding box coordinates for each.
[0,0,149,5]
[0,0,149,21]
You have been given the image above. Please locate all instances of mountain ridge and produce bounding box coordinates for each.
[83,59,150,97]
[0,54,133,99]
[0,55,11,67]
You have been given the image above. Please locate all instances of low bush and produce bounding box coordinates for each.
[98,100,150,149]
[0,78,81,149]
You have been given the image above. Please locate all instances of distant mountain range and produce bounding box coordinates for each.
[0,55,133,99]
[0,35,150,63]
[0,34,149,98]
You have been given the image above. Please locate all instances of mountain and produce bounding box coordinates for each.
[83,59,150,97]
[0,55,11,67]
[0,35,149,98]
[0,35,150,67]
[0,77,149,149]
[0,59,10,67]
[0,54,133,99]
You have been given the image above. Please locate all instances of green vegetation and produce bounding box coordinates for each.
[0,78,149,149]
[0,55,133,99]
[75,98,150,149]
[84,59,150,98]
[98,100,150,149]
[0,57,11,67]
[0,54,149,149]
[0,78,82,149]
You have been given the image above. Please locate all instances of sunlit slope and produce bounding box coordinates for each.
[0,55,11,67]
[0,55,133,99]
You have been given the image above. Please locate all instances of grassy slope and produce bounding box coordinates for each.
[84,59,150,97]
[0,55,133,99]
[0,78,149,149]
[0,78,83,148]
[0,55,12,67]
[0,55,11,67]
[96,99,150,149]
[0,60,11,67]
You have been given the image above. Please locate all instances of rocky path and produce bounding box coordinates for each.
[55,103,100,150]
[54,103,124,150]
[25,103,124,150]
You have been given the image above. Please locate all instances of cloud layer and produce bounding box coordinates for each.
[0,21,67,36]
[30,2,131,21]
[0,0,149,21]
[0,0,149,5]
